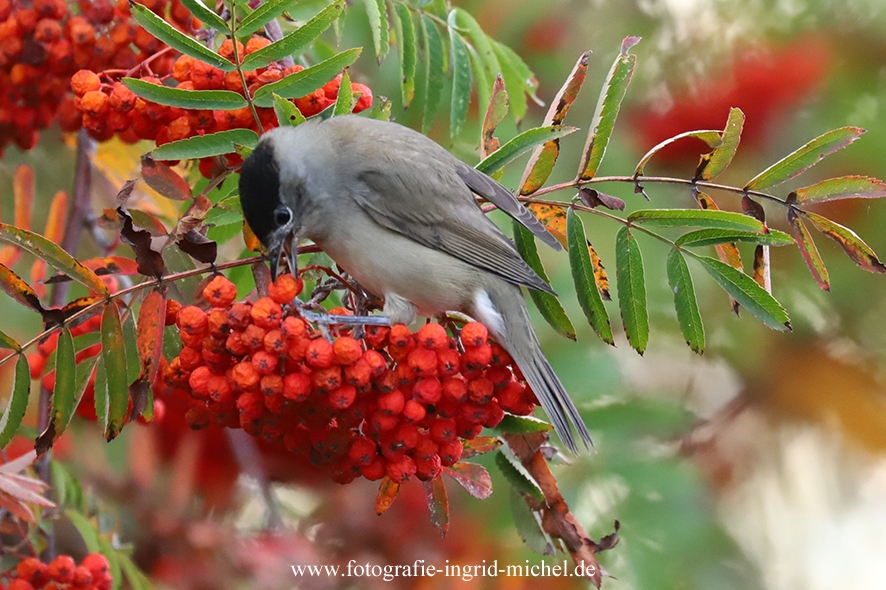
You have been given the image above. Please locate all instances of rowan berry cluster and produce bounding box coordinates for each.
[2,552,112,590]
[0,0,190,154]
[158,275,538,485]
[69,35,373,177]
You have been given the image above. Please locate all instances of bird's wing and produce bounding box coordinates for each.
[356,168,556,295]
[453,162,563,252]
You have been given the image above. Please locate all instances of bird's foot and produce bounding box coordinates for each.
[295,302,391,327]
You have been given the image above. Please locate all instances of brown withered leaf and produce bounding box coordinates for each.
[460,436,502,459]
[578,187,626,211]
[176,230,217,265]
[117,207,167,278]
[140,154,192,201]
[741,195,766,222]
[376,476,400,515]
[45,256,141,285]
[527,202,567,248]
[752,244,771,292]
[130,286,166,419]
[115,179,137,207]
[481,75,508,160]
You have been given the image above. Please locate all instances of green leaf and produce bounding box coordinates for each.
[615,227,648,354]
[130,2,235,71]
[101,302,129,441]
[512,222,576,340]
[179,0,228,31]
[628,209,767,232]
[566,209,614,344]
[272,93,306,127]
[634,129,722,177]
[236,0,301,38]
[0,354,30,448]
[787,208,829,290]
[395,3,416,107]
[332,70,354,115]
[362,96,392,120]
[493,413,553,434]
[0,224,109,295]
[364,0,389,62]
[465,42,491,123]
[252,47,362,107]
[745,127,866,191]
[451,8,499,90]
[475,126,577,176]
[697,107,744,181]
[152,129,260,160]
[801,209,886,274]
[123,78,247,110]
[421,15,445,134]
[675,228,794,248]
[65,509,100,553]
[449,30,472,139]
[239,1,345,71]
[509,487,553,555]
[97,537,123,590]
[47,328,75,439]
[0,329,19,351]
[491,41,529,122]
[578,36,640,180]
[118,552,153,590]
[667,249,704,354]
[789,175,886,204]
[696,256,791,331]
[495,450,543,502]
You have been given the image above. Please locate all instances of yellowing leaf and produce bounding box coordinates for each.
[527,202,567,248]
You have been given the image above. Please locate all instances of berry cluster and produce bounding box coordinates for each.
[2,553,112,590]
[157,275,537,485]
[0,0,191,154]
[69,36,373,177]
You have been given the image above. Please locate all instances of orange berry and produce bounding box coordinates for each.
[240,324,266,351]
[438,439,463,466]
[16,557,47,584]
[326,384,356,409]
[323,73,342,99]
[179,346,203,371]
[206,375,234,403]
[282,372,311,401]
[245,35,270,54]
[333,336,363,365]
[312,365,342,391]
[388,324,412,348]
[267,273,302,304]
[305,338,334,369]
[187,365,212,397]
[191,60,224,90]
[35,17,61,42]
[72,565,93,587]
[218,38,244,61]
[413,377,442,404]
[177,305,208,335]
[362,349,387,377]
[227,302,252,330]
[377,389,404,415]
[172,54,194,82]
[236,390,264,419]
[202,275,237,308]
[385,454,416,483]
[294,87,333,117]
[9,578,37,590]
[407,347,437,377]
[47,555,76,583]
[260,373,283,397]
[436,348,461,377]
[223,69,244,93]
[282,316,307,340]
[164,299,182,326]
[231,361,260,391]
[467,377,494,404]
[250,297,283,329]
[461,322,488,347]
[263,329,286,354]
[167,115,192,141]
[250,350,278,375]
[462,343,493,371]
[416,322,448,350]
[79,90,109,117]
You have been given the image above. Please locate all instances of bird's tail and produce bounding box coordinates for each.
[478,282,593,453]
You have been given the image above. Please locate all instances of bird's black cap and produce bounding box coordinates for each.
[239,138,281,246]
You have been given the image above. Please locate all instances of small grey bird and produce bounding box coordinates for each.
[238,115,591,452]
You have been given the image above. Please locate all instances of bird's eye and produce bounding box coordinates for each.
[274,205,292,227]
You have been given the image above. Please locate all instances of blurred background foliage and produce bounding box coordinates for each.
[3,0,886,588]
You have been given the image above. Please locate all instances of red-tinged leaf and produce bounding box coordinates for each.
[422,478,449,537]
[118,207,167,278]
[0,246,19,268]
[31,190,67,298]
[129,209,169,237]
[519,51,590,194]
[745,127,866,191]
[444,461,493,499]
[481,76,508,160]
[696,107,744,181]
[578,36,640,180]
[376,476,400,515]
[0,263,45,314]
[0,355,31,448]
[801,210,886,274]
[694,191,741,313]
[787,208,829,290]
[0,224,109,296]
[101,301,129,440]
[129,288,166,419]
[752,245,771,293]
[634,129,722,177]
[0,451,53,523]
[589,242,611,300]
[461,436,502,459]
[61,296,103,318]
[140,154,192,201]
[13,165,34,231]
[741,195,766,222]
[578,187,625,211]
[789,175,886,204]
[175,230,217,264]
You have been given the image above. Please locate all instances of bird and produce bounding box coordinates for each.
[238,114,592,453]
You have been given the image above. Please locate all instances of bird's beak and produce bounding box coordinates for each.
[267,230,299,283]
